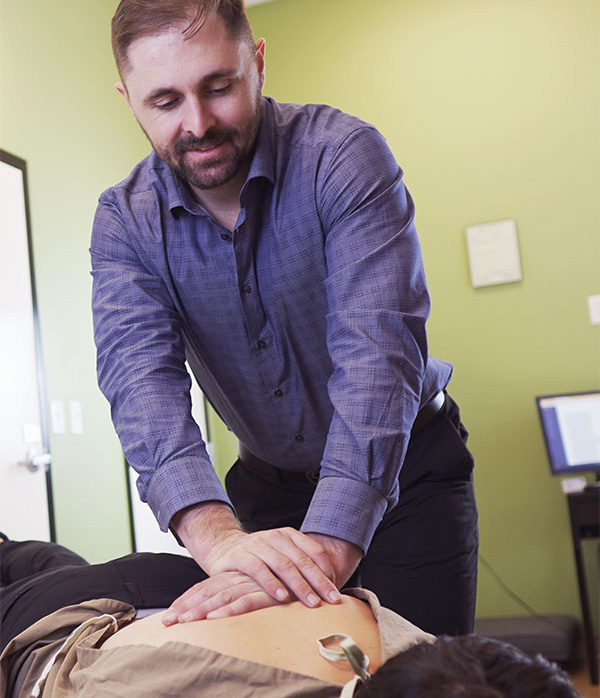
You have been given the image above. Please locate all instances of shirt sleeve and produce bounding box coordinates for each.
[300,126,430,553]
[90,191,230,531]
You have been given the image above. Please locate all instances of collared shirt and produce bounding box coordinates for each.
[91,97,452,552]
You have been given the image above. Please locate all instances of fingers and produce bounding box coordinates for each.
[209,528,342,609]
[163,571,261,625]
[165,527,348,625]
[284,528,339,586]
[221,544,292,604]
[265,528,342,604]
[205,591,279,619]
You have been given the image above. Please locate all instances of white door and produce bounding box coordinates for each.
[0,149,54,541]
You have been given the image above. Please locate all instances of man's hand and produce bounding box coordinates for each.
[162,531,363,625]
[307,532,363,589]
[169,502,344,618]
[163,571,278,624]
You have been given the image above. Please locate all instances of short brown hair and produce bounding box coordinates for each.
[111,0,254,77]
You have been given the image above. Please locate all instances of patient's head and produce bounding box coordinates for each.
[355,635,580,698]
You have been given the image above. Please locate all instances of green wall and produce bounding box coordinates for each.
[247,0,599,623]
[1,0,598,625]
[1,0,148,561]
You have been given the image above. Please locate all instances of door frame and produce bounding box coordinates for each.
[1,148,56,541]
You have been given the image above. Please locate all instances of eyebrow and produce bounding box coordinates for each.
[142,69,241,107]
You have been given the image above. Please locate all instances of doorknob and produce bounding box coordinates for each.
[17,448,52,473]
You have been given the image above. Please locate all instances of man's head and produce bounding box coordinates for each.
[112,1,255,78]
[111,1,265,198]
[355,635,580,698]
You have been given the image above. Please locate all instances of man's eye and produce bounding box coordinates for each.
[155,100,178,111]
[206,82,232,96]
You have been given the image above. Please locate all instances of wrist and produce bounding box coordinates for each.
[306,533,362,587]
[309,532,361,556]
[170,501,243,568]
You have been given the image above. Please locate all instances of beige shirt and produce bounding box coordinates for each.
[1,590,433,698]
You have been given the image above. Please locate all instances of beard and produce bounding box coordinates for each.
[152,98,262,192]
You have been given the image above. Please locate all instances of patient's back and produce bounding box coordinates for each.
[102,595,382,684]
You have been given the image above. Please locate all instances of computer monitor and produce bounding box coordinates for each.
[536,391,600,478]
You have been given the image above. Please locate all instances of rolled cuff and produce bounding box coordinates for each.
[145,457,232,532]
[300,476,388,554]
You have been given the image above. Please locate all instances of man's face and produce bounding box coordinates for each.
[117,15,265,196]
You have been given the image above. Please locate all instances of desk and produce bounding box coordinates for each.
[567,489,600,685]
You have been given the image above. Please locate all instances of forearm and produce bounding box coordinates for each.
[170,501,243,571]
[313,127,434,549]
[92,200,230,527]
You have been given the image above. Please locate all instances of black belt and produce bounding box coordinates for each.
[238,390,446,485]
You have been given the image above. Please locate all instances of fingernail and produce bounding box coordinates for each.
[328,589,342,603]
[275,588,288,601]
[307,593,320,607]
[162,613,176,626]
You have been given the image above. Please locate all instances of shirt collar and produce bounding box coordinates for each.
[154,96,276,216]
[245,96,276,185]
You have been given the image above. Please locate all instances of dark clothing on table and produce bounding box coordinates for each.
[0,540,206,653]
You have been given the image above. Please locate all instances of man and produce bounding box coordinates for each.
[91,0,478,634]
[1,537,579,698]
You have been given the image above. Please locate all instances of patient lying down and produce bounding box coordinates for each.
[102,592,386,684]
[0,538,581,698]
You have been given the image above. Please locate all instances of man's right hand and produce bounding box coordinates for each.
[168,502,342,620]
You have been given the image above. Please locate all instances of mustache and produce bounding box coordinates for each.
[174,127,237,155]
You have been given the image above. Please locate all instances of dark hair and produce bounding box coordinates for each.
[111,0,254,77]
[354,635,581,698]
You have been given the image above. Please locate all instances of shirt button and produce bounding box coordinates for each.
[274,388,283,398]
[295,433,304,443]
[241,283,252,294]
[220,233,231,241]
[258,339,267,349]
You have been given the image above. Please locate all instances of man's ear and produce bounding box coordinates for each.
[255,38,266,88]
[115,82,133,111]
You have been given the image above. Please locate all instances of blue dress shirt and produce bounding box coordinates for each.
[91,97,452,553]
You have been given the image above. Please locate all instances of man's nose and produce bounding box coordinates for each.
[181,98,216,137]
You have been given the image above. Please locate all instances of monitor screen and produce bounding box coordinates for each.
[536,391,600,476]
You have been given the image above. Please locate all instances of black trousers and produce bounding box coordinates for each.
[0,541,207,652]
[226,392,479,636]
